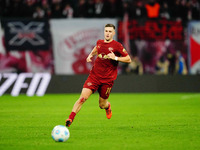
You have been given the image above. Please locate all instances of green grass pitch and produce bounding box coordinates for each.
[0,93,200,150]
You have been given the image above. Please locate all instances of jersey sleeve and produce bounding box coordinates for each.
[117,43,128,57]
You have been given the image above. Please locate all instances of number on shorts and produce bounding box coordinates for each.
[105,87,111,96]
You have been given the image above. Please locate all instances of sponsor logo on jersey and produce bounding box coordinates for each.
[98,54,102,58]
[98,53,109,60]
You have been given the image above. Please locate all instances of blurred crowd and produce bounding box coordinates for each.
[0,0,198,75]
[0,0,199,24]
[122,49,188,75]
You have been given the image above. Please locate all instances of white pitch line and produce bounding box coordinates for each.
[181,94,200,100]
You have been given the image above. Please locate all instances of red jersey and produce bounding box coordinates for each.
[90,39,128,82]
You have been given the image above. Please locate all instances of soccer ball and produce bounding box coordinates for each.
[51,125,70,142]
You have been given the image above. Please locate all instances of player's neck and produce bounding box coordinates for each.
[104,39,113,43]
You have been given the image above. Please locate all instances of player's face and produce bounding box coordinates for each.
[104,27,115,42]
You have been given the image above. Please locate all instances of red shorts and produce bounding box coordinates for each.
[83,75,114,99]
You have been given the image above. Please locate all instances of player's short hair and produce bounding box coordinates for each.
[105,24,115,30]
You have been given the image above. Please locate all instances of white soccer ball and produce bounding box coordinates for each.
[51,125,70,142]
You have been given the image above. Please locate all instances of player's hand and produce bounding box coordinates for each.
[86,54,93,62]
[107,51,115,60]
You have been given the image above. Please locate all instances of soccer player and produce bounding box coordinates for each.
[66,24,132,127]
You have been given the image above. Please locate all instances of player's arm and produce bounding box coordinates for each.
[107,51,132,63]
[86,46,98,62]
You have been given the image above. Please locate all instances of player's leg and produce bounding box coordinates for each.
[66,88,92,127]
[72,88,93,113]
[99,97,109,109]
[99,96,112,119]
[98,82,113,119]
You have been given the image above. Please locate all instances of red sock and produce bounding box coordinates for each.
[69,112,76,121]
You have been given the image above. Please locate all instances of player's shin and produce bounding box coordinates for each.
[68,97,85,119]
[66,97,86,127]
[72,97,86,113]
